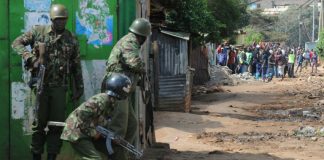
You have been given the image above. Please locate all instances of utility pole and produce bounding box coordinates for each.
[312,0,316,42]
[299,13,302,47]
[319,0,324,38]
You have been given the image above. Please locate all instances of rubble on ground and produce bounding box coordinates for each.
[209,65,256,86]
[192,65,257,96]
[192,85,225,96]
[196,131,290,144]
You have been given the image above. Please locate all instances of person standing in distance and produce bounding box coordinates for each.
[102,18,151,160]
[12,4,84,160]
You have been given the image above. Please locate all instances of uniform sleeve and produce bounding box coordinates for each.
[71,36,84,93]
[120,40,144,73]
[11,28,37,61]
[77,101,100,138]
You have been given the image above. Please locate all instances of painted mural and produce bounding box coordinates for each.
[76,0,114,47]
[24,12,51,32]
[24,0,51,12]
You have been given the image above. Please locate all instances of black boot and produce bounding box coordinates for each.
[47,153,57,160]
[32,153,41,160]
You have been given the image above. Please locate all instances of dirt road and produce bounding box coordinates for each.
[153,70,324,160]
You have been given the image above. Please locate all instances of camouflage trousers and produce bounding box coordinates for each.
[109,96,138,160]
[31,87,67,154]
[70,138,108,160]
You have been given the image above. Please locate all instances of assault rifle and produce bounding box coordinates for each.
[33,42,46,124]
[95,126,143,158]
[138,70,151,105]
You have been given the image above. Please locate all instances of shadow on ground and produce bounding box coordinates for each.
[142,143,295,160]
[161,150,295,160]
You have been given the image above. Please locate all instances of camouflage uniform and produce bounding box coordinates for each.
[104,32,144,160]
[12,25,84,154]
[61,93,115,159]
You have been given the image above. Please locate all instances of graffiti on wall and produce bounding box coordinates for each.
[76,0,114,47]
[24,0,51,12]
[24,12,51,32]
[24,0,51,32]
[81,60,106,100]
[11,82,34,134]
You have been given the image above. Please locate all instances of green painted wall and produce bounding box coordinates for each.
[4,0,136,159]
[118,0,136,39]
[0,0,10,159]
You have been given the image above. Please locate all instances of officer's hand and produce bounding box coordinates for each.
[93,132,102,140]
[24,56,38,70]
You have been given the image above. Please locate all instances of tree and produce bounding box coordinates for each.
[208,0,248,38]
[165,0,222,45]
[242,26,265,45]
[164,0,247,45]
[316,31,324,57]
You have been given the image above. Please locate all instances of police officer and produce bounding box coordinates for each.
[61,73,132,160]
[102,18,151,160]
[12,4,84,160]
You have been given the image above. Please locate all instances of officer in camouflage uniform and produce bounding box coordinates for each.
[102,18,151,160]
[61,73,132,160]
[11,4,84,160]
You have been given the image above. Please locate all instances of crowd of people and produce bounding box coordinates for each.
[214,42,320,82]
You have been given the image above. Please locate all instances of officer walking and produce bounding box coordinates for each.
[12,4,84,160]
[61,73,132,160]
[102,18,151,160]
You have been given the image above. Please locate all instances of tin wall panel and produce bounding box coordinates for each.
[152,31,189,111]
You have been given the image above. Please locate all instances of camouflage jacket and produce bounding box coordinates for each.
[105,32,144,90]
[61,93,116,142]
[12,25,83,91]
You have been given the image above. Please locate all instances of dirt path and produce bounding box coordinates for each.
[154,69,324,160]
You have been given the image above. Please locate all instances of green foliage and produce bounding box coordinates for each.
[316,31,324,57]
[244,6,316,47]
[164,0,247,45]
[208,0,248,37]
[242,26,264,45]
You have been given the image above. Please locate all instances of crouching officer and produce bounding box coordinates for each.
[61,73,132,160]
[11,4,83,160]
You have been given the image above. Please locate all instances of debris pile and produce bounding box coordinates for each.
[192,85,225,96]
[209,65,256,86]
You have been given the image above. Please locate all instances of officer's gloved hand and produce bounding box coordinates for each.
[24,56,39,70]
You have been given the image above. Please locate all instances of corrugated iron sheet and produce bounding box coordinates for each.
[158,75,186,110]
[152,30,189,111]
[191,46,209,85]
[157,33,188,75]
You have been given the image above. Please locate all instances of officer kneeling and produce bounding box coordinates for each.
[61,73,132,160]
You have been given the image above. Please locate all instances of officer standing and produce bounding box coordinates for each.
[12,4,84,160]
[102,18,151,160]
[61,73,132,160]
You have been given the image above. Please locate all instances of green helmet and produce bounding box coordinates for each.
[129,18,151,37]
[50,4,68,20]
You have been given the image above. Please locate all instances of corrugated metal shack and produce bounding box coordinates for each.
[151,29,193,112]
[191,46,210,85]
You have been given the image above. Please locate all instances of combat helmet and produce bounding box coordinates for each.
[129,18,151,37]
[104,73,132,100]
[50,4,68,20]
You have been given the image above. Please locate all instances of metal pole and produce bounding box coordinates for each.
[299,12,301,47]
[312,0,315,42]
